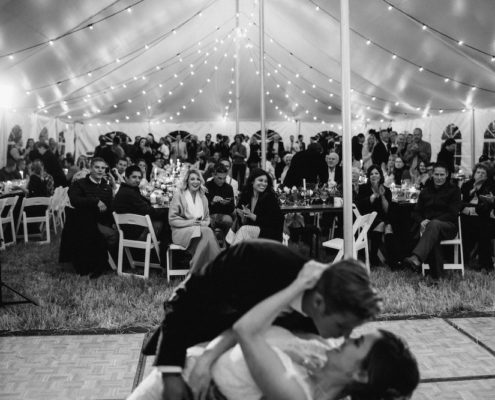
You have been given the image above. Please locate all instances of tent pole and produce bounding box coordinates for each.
[259,0,266,169]
[73,122,77,160]
[340,0,354,258]
[235,0,240,136]
[471,108,476,169]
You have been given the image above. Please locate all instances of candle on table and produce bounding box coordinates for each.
[303,179,306,191]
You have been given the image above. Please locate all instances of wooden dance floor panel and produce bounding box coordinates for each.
[1,317,495,399]
[0,334,144,400]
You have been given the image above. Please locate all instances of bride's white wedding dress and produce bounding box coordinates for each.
[129,326,339,400]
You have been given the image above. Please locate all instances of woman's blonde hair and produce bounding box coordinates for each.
[179,168,206,194]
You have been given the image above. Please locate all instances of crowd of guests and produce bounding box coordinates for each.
[3,125,494,281]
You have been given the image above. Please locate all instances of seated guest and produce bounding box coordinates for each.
[356,165,393,267]
[391,156,412,186]
[111,158,128,185]
[279,153,293,184]
[113,165,168,257]
[0,159,22,181]
[137,159,149,187]
[352,166,361,196]
[460,163,495,271]
[227,168,283,245]
[60,157,117,278]
[205,163,235,245]
[27,160,54,197]
[403,163,462,280]
[325,152,343,187]
[169,168,220,274]
[207,158,239,200]
[412,160,430,189]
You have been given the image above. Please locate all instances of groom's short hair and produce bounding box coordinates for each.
[316,259,381,319]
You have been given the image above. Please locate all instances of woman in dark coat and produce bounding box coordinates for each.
[436,138,456,174]
[229,168,283,243]
[356,164,394,267]
[460,163,495,270]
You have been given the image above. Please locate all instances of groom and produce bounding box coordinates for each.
[143,239,381,400]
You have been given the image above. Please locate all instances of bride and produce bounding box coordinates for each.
[129,263,419,400]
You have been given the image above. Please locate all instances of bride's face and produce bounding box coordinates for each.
[323,332,382,379]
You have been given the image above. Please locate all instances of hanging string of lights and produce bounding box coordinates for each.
[40,26,235,114]
[307,0,495,94]
[26,2,230,96]
[381,0,495,61]
[0,0,149,60]
[244,19,468,116]
[165,46,235,123]
[71,36,235,122]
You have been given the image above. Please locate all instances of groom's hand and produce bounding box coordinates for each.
[161,374,192,400]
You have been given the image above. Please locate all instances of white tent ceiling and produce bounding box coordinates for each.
[1,0,495,125]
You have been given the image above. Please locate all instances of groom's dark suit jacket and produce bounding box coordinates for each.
[145,239,317,367]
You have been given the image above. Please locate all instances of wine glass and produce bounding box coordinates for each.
[320,190,328,205]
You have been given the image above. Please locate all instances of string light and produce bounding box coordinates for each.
[300,2,495,94]
[43,26,234,116]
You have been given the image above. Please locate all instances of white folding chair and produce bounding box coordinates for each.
[113,212,161,279]
[0,195,19,249]
[422,216,465,277]
[322,211,377,273]
[17,197,51,244]
[166,243,189,282]
[51,186,69,232]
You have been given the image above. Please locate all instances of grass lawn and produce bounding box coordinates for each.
[0,238,494,333]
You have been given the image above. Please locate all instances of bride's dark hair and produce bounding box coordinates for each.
[346,329,419,400]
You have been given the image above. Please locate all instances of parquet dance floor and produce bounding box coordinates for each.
[1,317,494,399]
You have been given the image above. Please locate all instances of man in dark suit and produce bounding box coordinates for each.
[283,143,328,188]
[143,240,381,400]
[325,152,343,187]
[267,134,285,161]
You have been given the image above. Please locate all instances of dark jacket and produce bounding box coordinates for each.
[393,167,412,185]
[460,179,495,217]
[327,166,343,186]
[42,151,67,188]
[146,240,315,366]
[356,183,392,226]
[283,148,328,188]
[113,183,160,218]
[27,174,50,197]
[436,148,456,174]
[59,176,114,275]
[113,183,166,239]
[371,141,389,167]
[415,180,461,225]
[205,180,235,215]
[237,190,284,242]
[69,175,113,226]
